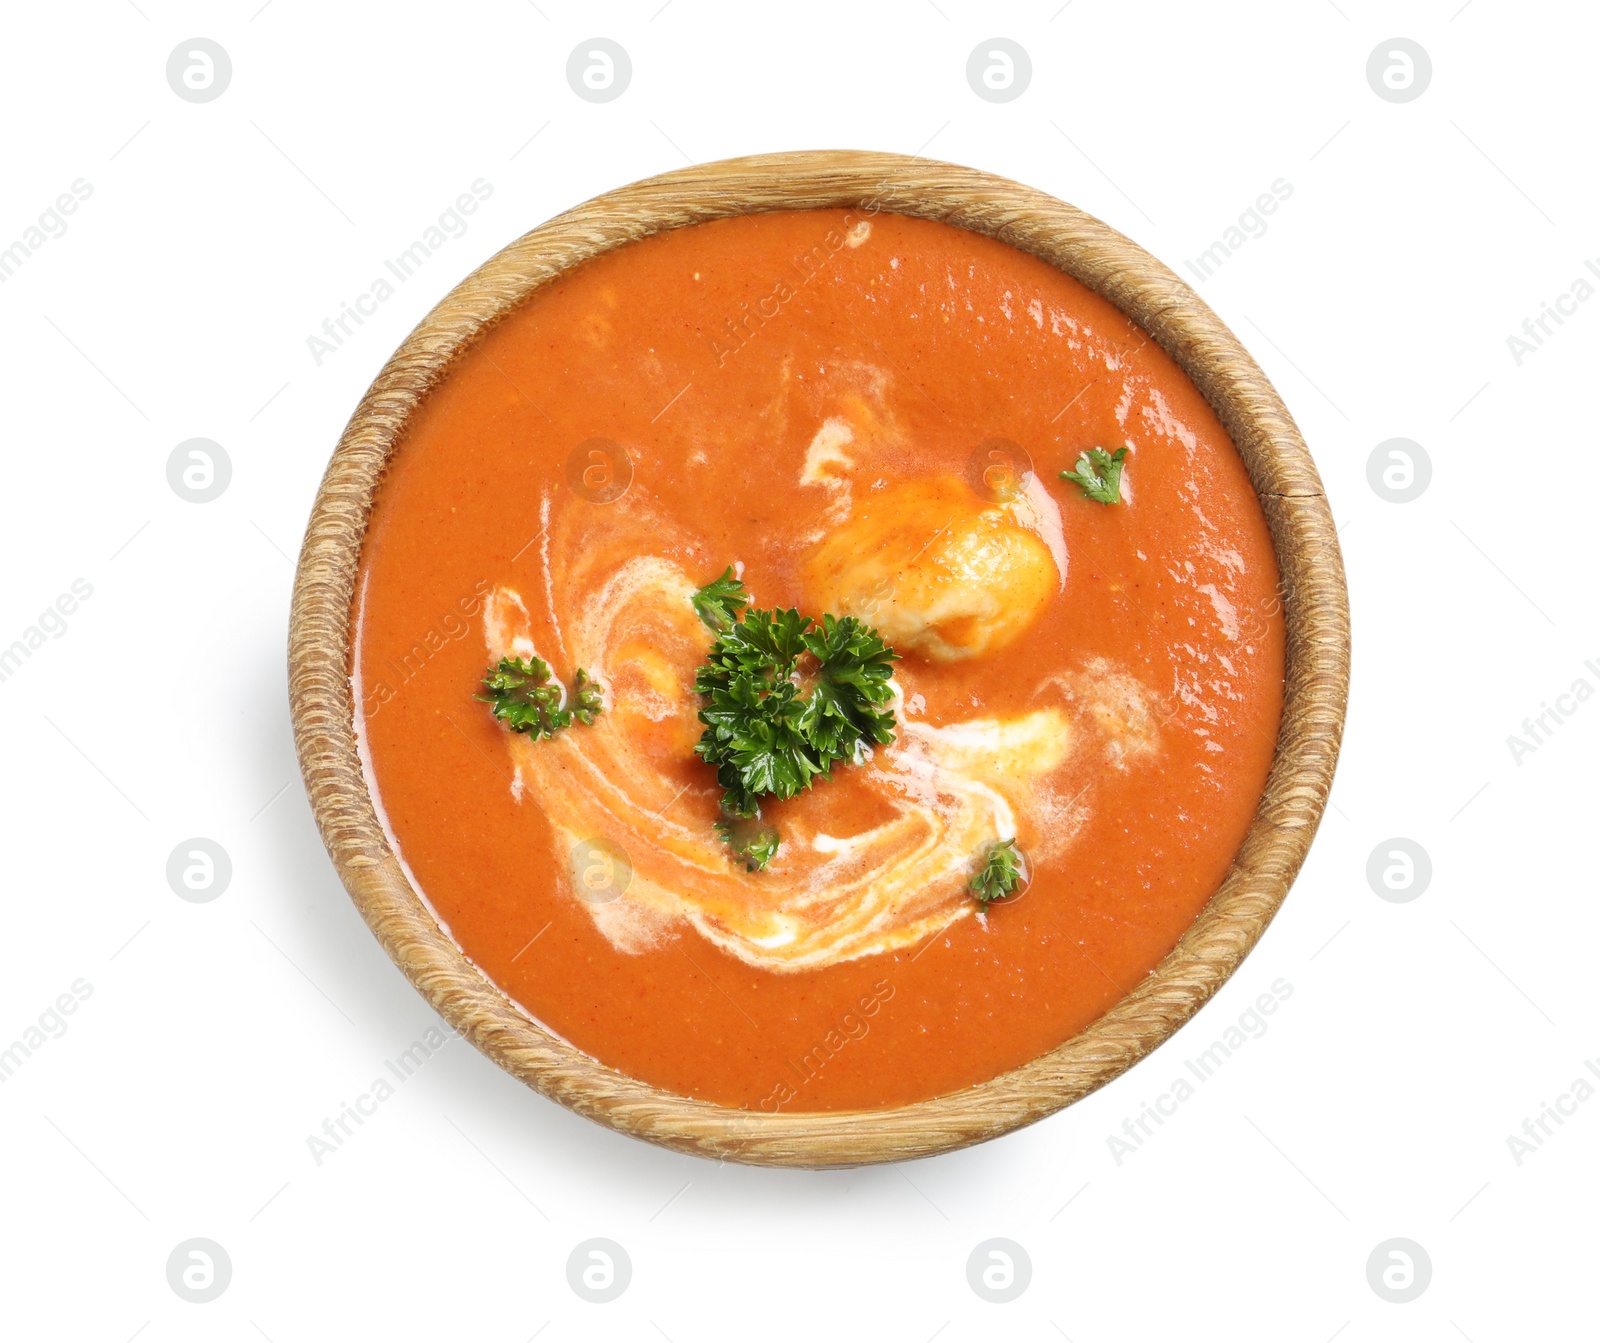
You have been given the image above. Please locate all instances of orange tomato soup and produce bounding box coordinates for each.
[353,209,1284,1112]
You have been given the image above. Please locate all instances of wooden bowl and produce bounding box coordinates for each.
[289,150,1349,1168]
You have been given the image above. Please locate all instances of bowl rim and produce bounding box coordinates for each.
[289,149,1350,1169]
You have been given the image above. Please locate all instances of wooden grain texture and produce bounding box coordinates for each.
[288,150,1350,1168]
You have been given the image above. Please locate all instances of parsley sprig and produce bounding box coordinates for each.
[570,668,603,725]
[970,838,1027,909]
[714,814,781,872]
[692,569,898,869]
[477,656,603,739]
[1060,446,1129,505]
[691,566,750,632]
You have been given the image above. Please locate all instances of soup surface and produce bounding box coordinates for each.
[354,208,1284,1112]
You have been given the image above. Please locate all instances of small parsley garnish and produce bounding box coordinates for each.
[1060,446,1129,505]
[693,574,899,868]
[571,668,603,725]
[692,566,750,632]
[970,838,1026,909]
[714,813,781,872]
[477,656,602,738]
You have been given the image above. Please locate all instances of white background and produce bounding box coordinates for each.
[1,1,1594,1339]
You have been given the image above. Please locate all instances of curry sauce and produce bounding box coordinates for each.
[353,209,1284,1111]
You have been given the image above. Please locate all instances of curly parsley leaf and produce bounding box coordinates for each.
[970,838,1027,909]
[693,587,899,856]
[692,566,750,632]
[1060,446,1129,505]
[695,649,818,819]
[477,656,602,739]
[797,614,900,761]
[571,668,604,725]
[714,813,781,872]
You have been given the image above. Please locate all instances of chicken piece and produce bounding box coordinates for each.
[801,476,1058,662]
